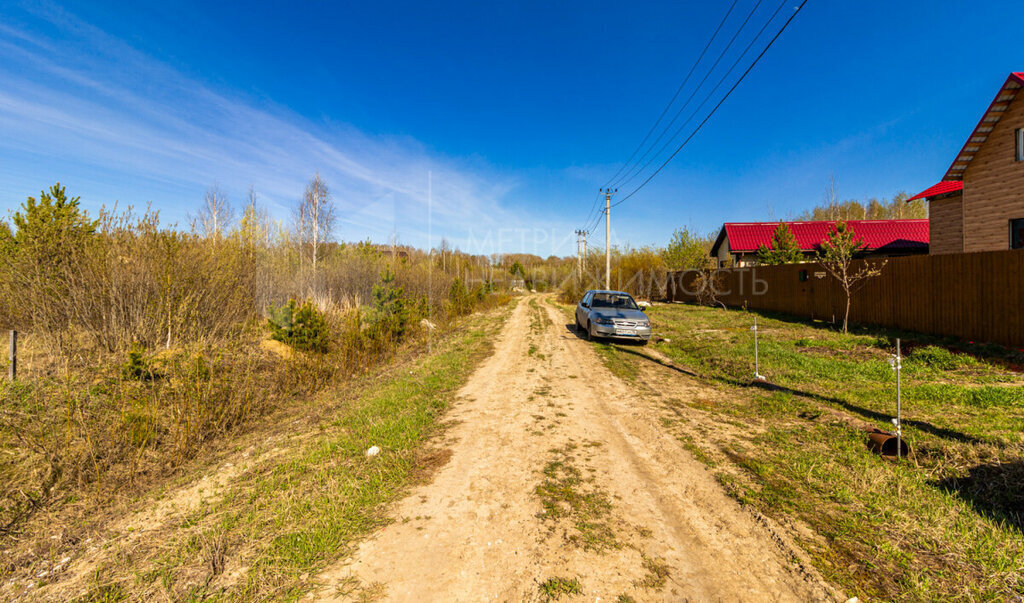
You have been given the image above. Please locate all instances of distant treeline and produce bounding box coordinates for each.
[794,191,927,222]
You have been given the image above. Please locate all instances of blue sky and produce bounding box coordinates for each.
[1,1,1022,256]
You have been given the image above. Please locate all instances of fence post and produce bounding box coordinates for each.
[8,330,15,381]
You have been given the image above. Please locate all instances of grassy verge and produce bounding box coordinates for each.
[49,300,514,602]
[591,302,1024,601]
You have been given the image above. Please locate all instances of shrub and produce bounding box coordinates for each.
[122,346,160,380]
[267,299,331,353]
[449,277,472,316]
[364,267,409,342]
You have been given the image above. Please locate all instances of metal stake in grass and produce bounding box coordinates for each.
[888,338,903,460]
[751,317,765,382]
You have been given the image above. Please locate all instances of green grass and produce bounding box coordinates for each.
[593,343,639,382]
[535,445,620,552]
[633,555,670,589]
[74,302,513,602]
[538,576,582,600]
[595,303,1024,601]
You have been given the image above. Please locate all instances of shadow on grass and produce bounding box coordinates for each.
[748,381,986,445]
[672,301,1024,372]
[566,318,986,446]
[609,344,699,378]
[562,323,698,378]
[934,461,1024,532]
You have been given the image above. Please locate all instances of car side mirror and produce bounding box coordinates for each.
[581,302,589,308]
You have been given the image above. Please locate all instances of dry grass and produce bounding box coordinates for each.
[1,297,516,601]
[0,188,516,599]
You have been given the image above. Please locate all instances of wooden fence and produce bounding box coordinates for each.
[666,249,1024,348]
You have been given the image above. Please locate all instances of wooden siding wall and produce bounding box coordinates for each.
[665,249,1024,348]
[962,92,1024,252]
[929,194,964,254]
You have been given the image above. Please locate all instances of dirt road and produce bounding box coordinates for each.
[320,295,839,601]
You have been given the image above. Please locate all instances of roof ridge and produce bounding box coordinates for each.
[942,72,1024,181]
[717,220,930,254]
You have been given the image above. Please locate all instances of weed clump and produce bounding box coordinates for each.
[539,576,582,600]
[910,345,978,371]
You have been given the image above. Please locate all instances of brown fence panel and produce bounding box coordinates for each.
[666,249,1024,349]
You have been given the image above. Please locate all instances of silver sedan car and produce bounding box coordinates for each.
[574,290,651,344]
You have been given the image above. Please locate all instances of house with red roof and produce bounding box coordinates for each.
[710,219,929,267]
[908,72,1024,254]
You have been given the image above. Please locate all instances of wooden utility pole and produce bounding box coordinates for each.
[574,229,585,283]
[601,188,616,290]
[581,231,587,275]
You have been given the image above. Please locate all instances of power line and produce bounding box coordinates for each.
[600,0,739,189]
[585,1,743,236]
[614,0,777,191]
[581,189,604,236]
[583,189,608,234]
[608,0,765,190]
[583,204,604,235]
[612,0,808,209]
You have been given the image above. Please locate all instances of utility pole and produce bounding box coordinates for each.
[575,230,581,280]
[574,229,586,283]
[601,188,616,290]
[581,231,587,276]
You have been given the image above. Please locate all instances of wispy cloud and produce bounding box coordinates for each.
[0,4,574,255]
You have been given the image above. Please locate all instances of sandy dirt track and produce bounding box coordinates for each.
[319,295,839,602]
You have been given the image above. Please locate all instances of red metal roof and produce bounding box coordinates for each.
[717,220,929,254]
[942,72,1024,181]
[907,180,963,202]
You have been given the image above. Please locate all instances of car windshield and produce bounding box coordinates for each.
[590,293,638,310]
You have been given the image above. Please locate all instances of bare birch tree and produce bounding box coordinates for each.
[824,174,840,221]
[295,173,336,282]
[237,186,272,248]
[195,184,234,239]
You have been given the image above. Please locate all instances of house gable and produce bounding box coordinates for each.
[943,72,1024,182]
[961,78,1024,252]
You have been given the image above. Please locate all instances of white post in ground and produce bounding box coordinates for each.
[888,338,904,459]
[751,317,765,381]
[895,338,903,459]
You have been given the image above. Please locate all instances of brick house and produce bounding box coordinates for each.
[908,72,1024,254]
[710,219,929,267]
